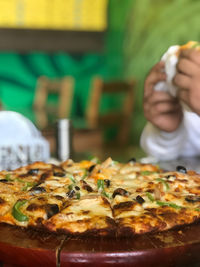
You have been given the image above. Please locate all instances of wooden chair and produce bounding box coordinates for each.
[33,76,74,130]
[86,77,136,146]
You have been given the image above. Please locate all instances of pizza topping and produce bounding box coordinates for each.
[5,174,13,181]
[97,179,105,192]
[165,174,176,179]
[30,186,46,194]
[27,169,39,175]
[55,195,64,200]
[112,188,128,198]
[45,204,59,219]
[185,195,200,203]
[0,179,9,183]
[66,184,81,199]
[26,203,39,211]
[176,165,187,174]
[66,189,75,198]
[80,169,88,180]
[128,157,136,164]
[156,178,170,192]
[81,180,93,192]
[75,186,80,191]
[12,200,29,222]
[146,192,155,202]
[135,195,145,204]
[76,192,81,199]
[156,201,183,210]
[90,156,101,164]
[53,172,66,177]
[104,179,111,188]
[140,171,155,176]
[66,173,75,183]
[153,186,162,200]
[88,164,96,173]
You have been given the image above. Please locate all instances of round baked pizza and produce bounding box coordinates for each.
[0,157,200,236]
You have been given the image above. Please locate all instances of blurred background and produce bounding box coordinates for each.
[0,0,200,162]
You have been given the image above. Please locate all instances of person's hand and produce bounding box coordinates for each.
[174,49,200,115]
[143,61,183,132]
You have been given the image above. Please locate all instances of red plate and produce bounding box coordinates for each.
[0,223,200,267]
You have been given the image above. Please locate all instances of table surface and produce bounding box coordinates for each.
[0,222,200,267]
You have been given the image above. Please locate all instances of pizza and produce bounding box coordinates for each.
[0,157,200,237]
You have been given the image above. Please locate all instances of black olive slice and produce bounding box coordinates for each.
[104,179,111,188]
[176,165,187,174]
[75,186,80,191]
[66,189,75,198]
[53,172,66,177]
[27,169,39,175]
[165,174,176,179]
[128,158,136,164]
[88,164,96,172]
[45,204,59,219]
[30,186,46,194]
[112,188,128,198]
[81,181,93,192]
[136,195,145,204]
[185,195,200,203]
[0,179,9,183]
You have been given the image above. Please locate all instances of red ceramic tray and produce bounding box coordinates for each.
[0,223,200,267]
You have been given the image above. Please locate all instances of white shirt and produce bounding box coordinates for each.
[140,111,200,160]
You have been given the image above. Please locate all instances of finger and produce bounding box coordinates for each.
[150,101,181,116]
[144,71,166,98]
[144,62,166,98]
[173,72,191,90]
[177,88,189,104]
[152,61,165,71]
[179,49,200,67]
[144,94,180,117]
[176,58,199,77]
[144,101,181,122]
[144,90,176,104]
[145,62,166,84]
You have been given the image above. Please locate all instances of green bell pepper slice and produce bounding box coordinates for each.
[156,201,182,210]
[12,200,29,222]
[146,192,155,202]
[156,178,170,191]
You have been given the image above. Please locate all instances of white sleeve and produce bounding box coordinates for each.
[140,121,186,160]
[180,112,200,157]
[140,112,200,160]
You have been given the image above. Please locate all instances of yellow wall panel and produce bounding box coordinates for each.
[0,0,108,31]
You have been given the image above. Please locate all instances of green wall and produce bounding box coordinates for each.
[0,53,108,122]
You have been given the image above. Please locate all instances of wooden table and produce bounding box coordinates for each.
[0,223,200,267]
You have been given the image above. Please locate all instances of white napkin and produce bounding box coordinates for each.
[154,45,191,111]
[154,45,179,96]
